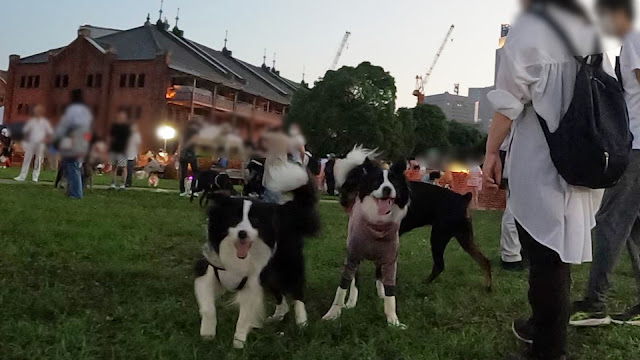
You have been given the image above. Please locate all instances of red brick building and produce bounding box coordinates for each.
[3,18,303,150]
[0,70,7,108]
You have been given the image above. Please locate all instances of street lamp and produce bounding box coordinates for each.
[157,125,176,152]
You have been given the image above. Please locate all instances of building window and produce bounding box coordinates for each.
[119,74,127,87]
[86,74,94,87]
[55,75,61,88]
[17,103,23,114]
[20,76,25,88]
[137,74,145,88]
[27,76,33,88]
[128,74,136,88]
[34,75,40,88]
[95,73,102,88]
[62,75,69,88]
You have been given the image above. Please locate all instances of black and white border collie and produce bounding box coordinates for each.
[194,162,319,348]
[322,147,410,328]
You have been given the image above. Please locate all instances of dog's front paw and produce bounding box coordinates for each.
[233,338,245,349]
[200,322,217,340]
[345,288,358,309]
[386,315,408,330]
[322,305,342,321]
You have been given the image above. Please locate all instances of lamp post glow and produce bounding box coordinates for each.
[157,125,176,152]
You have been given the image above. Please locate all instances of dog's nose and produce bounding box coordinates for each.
[238,230,248,240]
[382,186,392,198]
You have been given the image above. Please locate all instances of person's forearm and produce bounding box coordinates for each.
[486,112,512,154]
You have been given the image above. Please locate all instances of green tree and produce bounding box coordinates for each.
[411,104,450,155]
[285,62,398,157]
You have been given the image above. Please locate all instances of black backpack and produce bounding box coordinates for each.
[532,7,632,189]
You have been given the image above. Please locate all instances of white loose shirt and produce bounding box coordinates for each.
[488,6,603,264]
[24,117,53,144]
[620,31,640,149]
[126,131,142,160]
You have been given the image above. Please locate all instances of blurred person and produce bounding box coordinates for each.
[54,89,93,199]
[466,165,482,208]
[125,122,141,187]
[108,111,131,190]
[288,123,306,165]
[483,1,602,359]
[177,118,202,197]
[262,131,289,203]
[325,154,336,196]
[569,0,640,328]
[0,128,12,168]
[14,105,52,182]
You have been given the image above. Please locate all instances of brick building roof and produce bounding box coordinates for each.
[18,22,303,105]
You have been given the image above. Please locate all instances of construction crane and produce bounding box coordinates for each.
[413,24,455,104]
[330,31,351,71]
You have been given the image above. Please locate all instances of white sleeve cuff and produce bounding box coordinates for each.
[487,89,525,121]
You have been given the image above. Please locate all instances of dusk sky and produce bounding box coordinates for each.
[2,0,534,108]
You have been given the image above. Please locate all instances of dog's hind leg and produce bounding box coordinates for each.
[455,220,492,291]
[425,226,451,285]
[194,261,220,340]
[267,293,289,322]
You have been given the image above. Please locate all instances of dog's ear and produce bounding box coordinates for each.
[390,160,407,176]
[207,190,231,206]
[362,157,376,175]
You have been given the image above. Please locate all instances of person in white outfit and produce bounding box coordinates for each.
[484,1,602,359]
[14,105,53,182]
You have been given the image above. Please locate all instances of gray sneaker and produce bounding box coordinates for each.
[569,300,611,327]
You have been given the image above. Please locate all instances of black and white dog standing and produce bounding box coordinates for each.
[190,170,235,206]
[194,162,319,348]
[322,147,410,328]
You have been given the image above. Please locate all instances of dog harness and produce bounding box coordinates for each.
[210,262,248,291]
[202,244,248,291]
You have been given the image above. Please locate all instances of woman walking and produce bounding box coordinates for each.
[484,1,602,359]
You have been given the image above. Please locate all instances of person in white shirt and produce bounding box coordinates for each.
[483,1,601,359]
[125,122,142,187]
[14,104,53,182]
[569,0,640,329]
[288,123,306,165]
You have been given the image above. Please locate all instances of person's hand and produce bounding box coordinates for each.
[483,151,502,190]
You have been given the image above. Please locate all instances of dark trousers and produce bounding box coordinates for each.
[326,173,335,195]
[585,150,640,308]
[125,160,135,187]
[516,222,571,360]
[179,157,198,193]
[54,163,64,188]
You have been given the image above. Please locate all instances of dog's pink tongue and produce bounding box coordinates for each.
[376,198,393,216]
[235,241,251,259]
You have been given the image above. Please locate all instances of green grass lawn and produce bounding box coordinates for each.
[1,183,639,359]
[0,167,180,190]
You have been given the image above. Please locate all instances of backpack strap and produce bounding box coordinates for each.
[529,5,598,66]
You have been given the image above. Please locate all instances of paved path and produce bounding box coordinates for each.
[0,178,339,203]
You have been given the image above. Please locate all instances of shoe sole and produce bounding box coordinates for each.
[511,322,533,344]
[569,316,611,327]
[611,319,640,326]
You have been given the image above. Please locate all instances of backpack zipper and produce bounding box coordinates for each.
[592,76,606,88]
[604,152,610,173]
